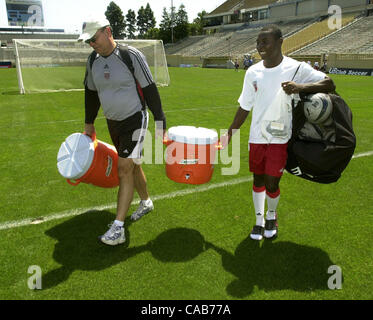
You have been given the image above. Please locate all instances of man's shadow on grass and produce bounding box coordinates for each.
[44,211,335,296]
[43,211,206,290]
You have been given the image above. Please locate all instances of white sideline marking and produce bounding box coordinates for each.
[0,176,252,231]
[165,105,238,113]
[352,151,373,159]
[0,151,371,232]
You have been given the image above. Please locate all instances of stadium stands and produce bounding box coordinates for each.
[165,19,315,58]
[0,31,79,66]
[165,12,373,60]
[209,0,276,16]
[165,0,373,69]
[292,15,373,55]
[0,32,78,47]
[282,13,357,55]
[165,35,207,55]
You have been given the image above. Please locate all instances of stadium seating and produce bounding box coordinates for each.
[165,35,207,55]
[282,13,357,55]
[292,15,373,55]
[167,32,235,57]
[165,12,366,59]
[208,0,276,15]
[165,19,315,58]
[0,32,78,46]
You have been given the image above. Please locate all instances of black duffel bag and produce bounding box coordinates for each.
[285,93,356,183]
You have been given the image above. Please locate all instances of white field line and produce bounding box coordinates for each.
[0,176,252,231]
[165,105,238,113]
[351,151,373,159]
[0,150,371,232]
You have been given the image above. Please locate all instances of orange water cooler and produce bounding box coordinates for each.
[164,126,221,185]
[57,133,119,188]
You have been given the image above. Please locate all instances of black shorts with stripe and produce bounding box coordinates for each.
[107,111,148,159]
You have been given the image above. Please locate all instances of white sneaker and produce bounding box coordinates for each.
[250,225,264,241]
[264,218,278,240]
[99,222,126,246]
[131,199,154,221]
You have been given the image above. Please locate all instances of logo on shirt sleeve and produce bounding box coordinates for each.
[252,81,258,92]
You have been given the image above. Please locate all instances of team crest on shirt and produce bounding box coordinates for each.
[104,64,110,80]
[252,81,258,92]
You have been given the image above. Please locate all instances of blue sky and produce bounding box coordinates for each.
[1,0,227,33]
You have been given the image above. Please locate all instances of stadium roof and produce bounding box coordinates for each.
[0,26,64,33]
[208,0,278,15]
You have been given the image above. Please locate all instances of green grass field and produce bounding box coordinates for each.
[0,67,372,300]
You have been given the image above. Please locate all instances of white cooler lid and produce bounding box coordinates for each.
[167,126,218,145]
[57,133,95,180]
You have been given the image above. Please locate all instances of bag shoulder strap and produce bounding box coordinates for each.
[118,45,135,77]
[291,63,302,110]
[89,51,97,70]
[118,45,145,108]
[291,63,301,82]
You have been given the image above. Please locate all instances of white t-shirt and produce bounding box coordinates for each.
[238,56,326,144]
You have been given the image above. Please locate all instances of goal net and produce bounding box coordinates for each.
[13,39,170,94]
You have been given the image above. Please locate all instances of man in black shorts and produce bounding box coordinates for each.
[79,20,166,246]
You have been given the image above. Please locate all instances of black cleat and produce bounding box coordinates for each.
[264,218,278,240]
[250,225,264,241]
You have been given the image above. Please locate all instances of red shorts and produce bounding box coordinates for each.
[249,143,288,177]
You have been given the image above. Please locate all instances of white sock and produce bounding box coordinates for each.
[114,220,124,227]
[266,190,280,220]
[252,186,266,227]
[266,210,277,220]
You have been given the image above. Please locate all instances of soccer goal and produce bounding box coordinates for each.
[13,39,170,94]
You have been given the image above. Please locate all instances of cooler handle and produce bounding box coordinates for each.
[83,131,98,148]
[163,134,171,146]
[83,131,97,142]
[66,179,81,186]
[216,140,224,150]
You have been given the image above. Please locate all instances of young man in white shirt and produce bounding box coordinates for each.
[222,25,335,241]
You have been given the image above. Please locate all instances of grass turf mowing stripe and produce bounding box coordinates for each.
[5,105,239,128]
[0,150,371,232]
[0,176,252,231]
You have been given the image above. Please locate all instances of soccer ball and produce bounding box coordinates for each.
[299,121,336,142]
[303,93,333,124]
[299,122,323,141]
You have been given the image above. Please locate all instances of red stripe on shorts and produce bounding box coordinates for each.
[266,189,280,198]
[253,185,266,193]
